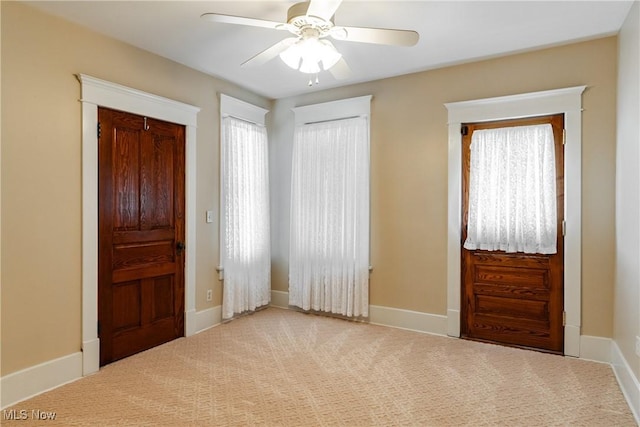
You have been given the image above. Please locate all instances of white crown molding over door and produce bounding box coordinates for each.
[444,86,586,357]
[78,74,200,375]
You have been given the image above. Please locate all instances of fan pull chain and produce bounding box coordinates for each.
[308,74,320,87]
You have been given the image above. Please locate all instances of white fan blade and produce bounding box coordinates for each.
[241,38,298,67]
[306,0,343,21]
[333,26,419,46]
[201,13,282,30]
[328,57,351,80]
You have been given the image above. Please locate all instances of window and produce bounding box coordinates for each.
[219,95,270,319]
[464,123,558,254]
[288,96,372,317]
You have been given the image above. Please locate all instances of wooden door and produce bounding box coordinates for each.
[98,107,185,366]
[461,114,564,353]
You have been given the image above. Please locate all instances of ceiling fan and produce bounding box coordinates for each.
[201,0,419,84]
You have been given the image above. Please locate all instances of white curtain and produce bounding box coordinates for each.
[289,117,370,317]
[221,116,271,319]
[464,124,557,254]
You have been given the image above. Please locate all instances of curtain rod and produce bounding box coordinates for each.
[221,113,265,127]
[303,115,365,125]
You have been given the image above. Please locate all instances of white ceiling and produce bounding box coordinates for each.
[26,1,634,99]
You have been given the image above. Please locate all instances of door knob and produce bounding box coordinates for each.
[176,241,185,255]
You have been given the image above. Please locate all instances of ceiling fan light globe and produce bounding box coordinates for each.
[278,33,344,73]
[321,54,341,70]
[279,44,303,70]
[318,40,342,70]
[299,57,322,74]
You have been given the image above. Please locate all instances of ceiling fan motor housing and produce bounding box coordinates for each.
[287,2,335,36]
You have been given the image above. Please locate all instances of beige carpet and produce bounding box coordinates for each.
[2,308,636,426]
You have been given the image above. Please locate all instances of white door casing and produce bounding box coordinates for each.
[78,74,200,375]
[445,86,586,357]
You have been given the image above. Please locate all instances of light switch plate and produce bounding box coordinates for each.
[206,211,214,223]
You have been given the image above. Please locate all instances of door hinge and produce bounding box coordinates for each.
[562,128,566,145]
[97,122,102,139]
[461,125,469,136]
[97,321,101,336]
[562,311,566,326]
[562,220,566,237]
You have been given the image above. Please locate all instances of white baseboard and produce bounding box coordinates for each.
[270,290,289,309]
[0,352,83,410]
[369,304,448,336]
[611,341,640,424]
[194,305,222,333]
[579,335,612,363]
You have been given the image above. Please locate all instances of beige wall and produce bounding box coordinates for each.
[0,1,270,375]
[614,0,640,379]
[270,37,618,337]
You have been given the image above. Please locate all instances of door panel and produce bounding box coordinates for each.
[461,114,564,353]
[140,135,175,229]
[99,107,185,366]
[113,129,140,229]
[112,281,141,332]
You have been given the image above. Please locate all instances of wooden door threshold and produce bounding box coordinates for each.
[460,335,564,356]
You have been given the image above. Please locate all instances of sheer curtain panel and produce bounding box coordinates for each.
[289,116,370,317]
[221,116,271,319]
[464,124,557,254]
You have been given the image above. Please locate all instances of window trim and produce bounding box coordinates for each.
[220,94,268,126]
[292,95,372,125]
